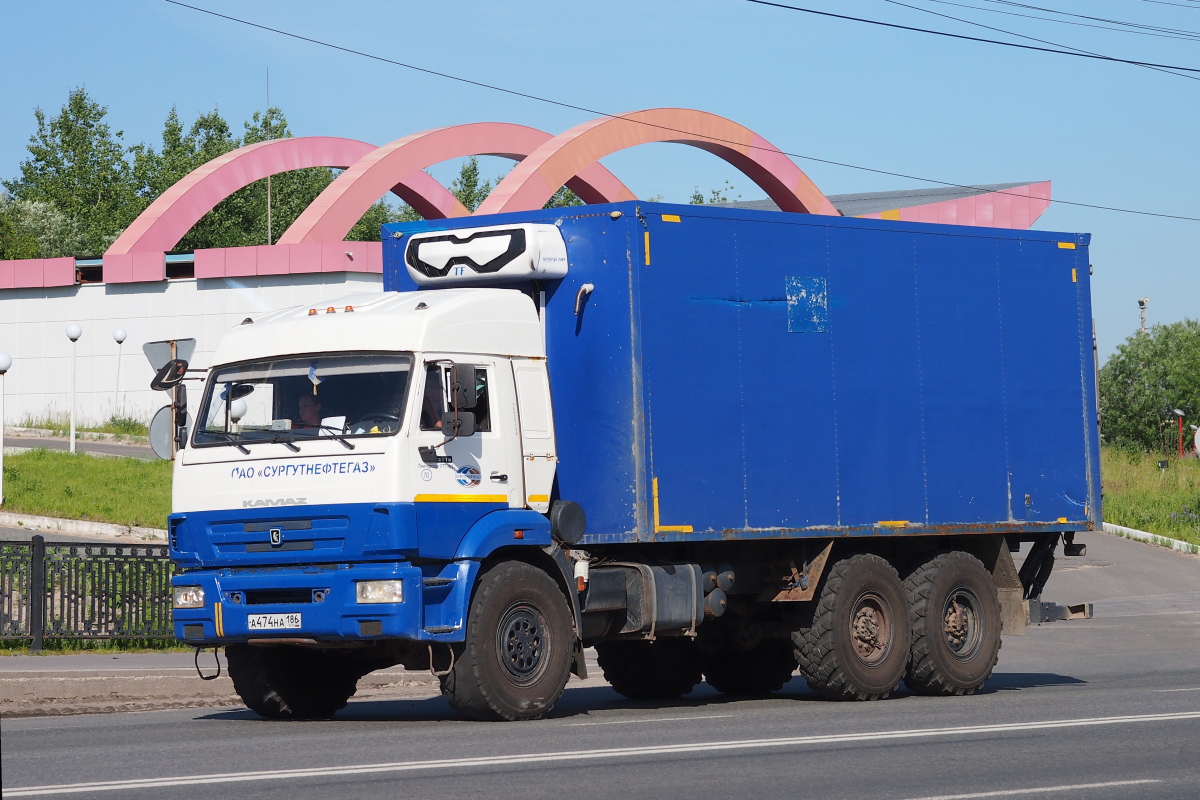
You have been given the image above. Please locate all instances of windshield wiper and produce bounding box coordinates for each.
[316,426,356,450]
[267,434,301,453]
[205,431,250,455]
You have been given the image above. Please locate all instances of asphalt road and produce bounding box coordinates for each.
[3,436,154,459]
[4,533,1200,800]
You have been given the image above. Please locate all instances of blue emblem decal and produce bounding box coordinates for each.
[456,466,481,487]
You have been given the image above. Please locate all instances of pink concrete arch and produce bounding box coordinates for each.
[105,137,467,255]
[477,109,838,217]
[278,123,637,245]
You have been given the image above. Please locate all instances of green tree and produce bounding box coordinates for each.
[0,195,88,258]
[450,157,492,212]
[1098,320,1200,452]
[0,196,39,260]
[689,180,740,205]
[544,186,584,208]
[4,87,141,255]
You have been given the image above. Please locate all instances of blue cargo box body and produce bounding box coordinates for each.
[383,201,1100,547]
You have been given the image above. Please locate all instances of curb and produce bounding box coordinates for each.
[1103,522,1200,556]
[3,426,150,445]
[0,511,166,541]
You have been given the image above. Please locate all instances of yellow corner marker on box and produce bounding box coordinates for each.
[878,520,908,527]
[652,477,693,533]
[662,214,680,223]
[1058,242,1076,249]
[644,231,651,265]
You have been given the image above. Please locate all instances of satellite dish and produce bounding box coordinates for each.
[149,405,192,461]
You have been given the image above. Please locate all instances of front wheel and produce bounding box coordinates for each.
[440,561,575,721]
[226,644,361,720]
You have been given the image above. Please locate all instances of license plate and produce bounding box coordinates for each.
[247,613,302,631]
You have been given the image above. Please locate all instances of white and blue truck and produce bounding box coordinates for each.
[169,201,1099,720]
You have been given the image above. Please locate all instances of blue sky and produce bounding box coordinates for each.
[3,0,1198,358]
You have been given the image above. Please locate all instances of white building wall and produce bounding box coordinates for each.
[0,273,384,427]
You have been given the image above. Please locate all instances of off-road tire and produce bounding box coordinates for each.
[792,553,911,700]
[595,638,703,701]
[904,551,1002,696]
[703,639,798,695]
[439,561,574,721]
[226,644,361,720]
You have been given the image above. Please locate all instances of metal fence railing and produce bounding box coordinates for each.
[0,535,176,650]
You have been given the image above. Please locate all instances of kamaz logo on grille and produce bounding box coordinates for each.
[242,498,307,508]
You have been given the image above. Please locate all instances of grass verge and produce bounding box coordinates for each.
[0,449,171,529]
[17,411,149,437]
[1101,447,1200,546]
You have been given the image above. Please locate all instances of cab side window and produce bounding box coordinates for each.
[420,365,491,432]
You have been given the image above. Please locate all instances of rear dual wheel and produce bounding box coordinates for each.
[793,553,910,700]
[702,639,798,696]
[904,551,1001,696]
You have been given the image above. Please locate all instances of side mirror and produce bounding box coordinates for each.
[222,383,255,401]
[150,359,188,391]
[441,410,476,437]
[450,364,478,410]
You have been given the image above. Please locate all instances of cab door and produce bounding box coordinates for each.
[512,358,557,513]
[411,358,524,508]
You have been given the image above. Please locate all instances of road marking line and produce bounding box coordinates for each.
[1154,687,1200,692]
[566,714,732,726]
[901,780,1160,800]
[6,711,1200,796]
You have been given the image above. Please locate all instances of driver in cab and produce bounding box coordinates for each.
[295,394,323,429]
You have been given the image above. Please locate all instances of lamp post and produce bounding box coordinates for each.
[66,324,82,454]
[1173,409,1185,459]
[112,328,127,414]
[0,352,10,505]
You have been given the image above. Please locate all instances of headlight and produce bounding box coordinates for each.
[356,580,403,604]
[173,586,205,609]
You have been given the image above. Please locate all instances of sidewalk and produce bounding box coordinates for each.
[0,651,438,718]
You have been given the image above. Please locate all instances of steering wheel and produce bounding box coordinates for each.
[357,413,400,433]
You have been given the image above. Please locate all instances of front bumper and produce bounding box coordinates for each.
[172,560,477,645]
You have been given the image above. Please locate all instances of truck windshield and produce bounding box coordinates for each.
[193,353,413,447]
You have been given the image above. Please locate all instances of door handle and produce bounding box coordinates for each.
[490,473,508,482]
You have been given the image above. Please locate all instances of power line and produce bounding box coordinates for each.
[927,0,1200,41]
[746,0,1200,71]
[159,0,1200,224]
[880,0,1200,82]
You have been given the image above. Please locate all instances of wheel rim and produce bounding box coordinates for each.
[941,587,983,661]
[848,591,894,666]
[495,601,550,686]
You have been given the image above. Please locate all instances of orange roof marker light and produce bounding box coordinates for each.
[326,307,337,314]
[308,309,318,316]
